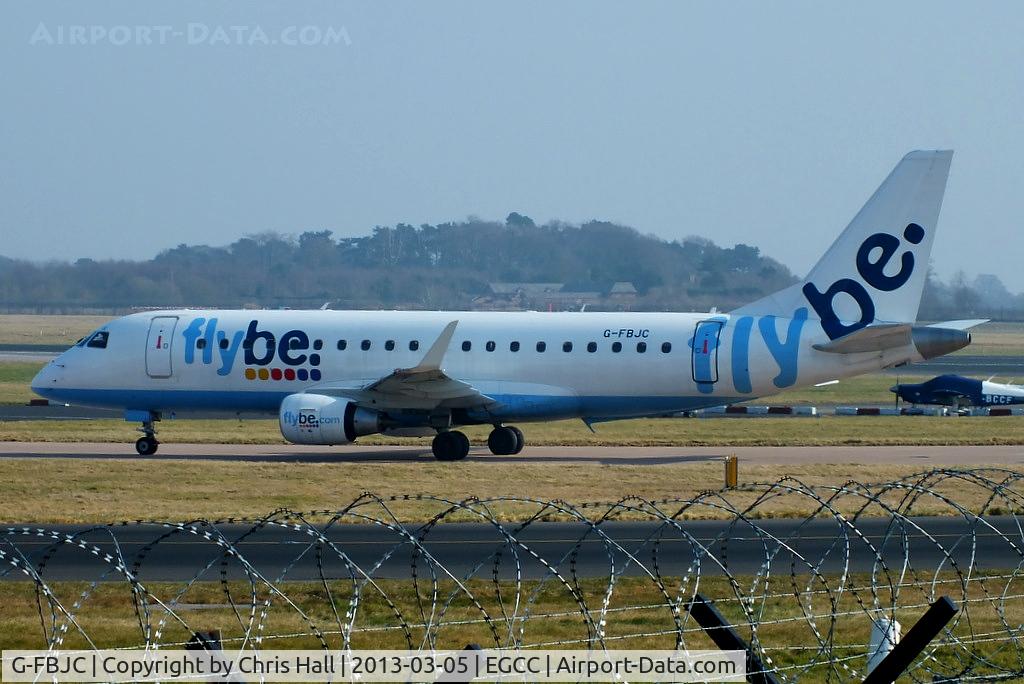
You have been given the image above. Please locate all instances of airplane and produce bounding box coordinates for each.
[891,374,1024,408]
[32,150,979,461]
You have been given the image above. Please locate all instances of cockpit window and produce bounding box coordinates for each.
[86,331,109,349]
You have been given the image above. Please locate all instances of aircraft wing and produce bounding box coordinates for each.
[315,320,497,411]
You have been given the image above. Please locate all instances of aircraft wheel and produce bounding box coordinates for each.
[487,426,519,455]
[432,431,470,461]
[135,436,159,456]
[509,426,525,454]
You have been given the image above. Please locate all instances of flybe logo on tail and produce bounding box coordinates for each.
[803,223,924,340]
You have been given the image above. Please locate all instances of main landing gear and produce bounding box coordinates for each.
[432,430,470,461]
[430,425,525,460]
[134,412,160,456]
[487,425,524,455]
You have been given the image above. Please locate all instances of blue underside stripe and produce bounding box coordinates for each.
[33,387,740,421]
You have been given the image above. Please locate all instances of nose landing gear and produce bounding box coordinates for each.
[135,436,158,456]
[133,412,160,455]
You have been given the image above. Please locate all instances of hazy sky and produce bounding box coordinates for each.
[2,2,1022,289]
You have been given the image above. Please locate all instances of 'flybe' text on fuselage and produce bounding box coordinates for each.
[182,318,324,378]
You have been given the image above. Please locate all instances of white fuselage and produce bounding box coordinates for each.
[32,308,927,424]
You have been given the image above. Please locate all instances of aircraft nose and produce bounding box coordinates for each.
[31,361,64,399]
[889,385,900,394]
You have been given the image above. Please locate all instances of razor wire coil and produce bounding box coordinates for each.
[5,467,1024,681]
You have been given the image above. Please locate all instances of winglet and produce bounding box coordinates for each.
[411,320,458,372]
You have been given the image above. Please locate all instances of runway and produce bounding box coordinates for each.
[4,515,1021,581]
[3,441,1024,465]
[0,404,250,421]
[0,344,66,363]
[884,354,1024,377]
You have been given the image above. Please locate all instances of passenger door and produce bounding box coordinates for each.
[691,320,723,384]
[146,316,178,378]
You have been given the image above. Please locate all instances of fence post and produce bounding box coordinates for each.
[186,630,222,651]
[861,596,958,684]
[686,593,779,684]
[724,455,738,488]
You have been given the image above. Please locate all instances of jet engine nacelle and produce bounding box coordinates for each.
[279,393,383,445]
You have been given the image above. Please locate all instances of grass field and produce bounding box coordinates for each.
[1,574,1019,680]
[953,321,1024,356]
[0,456,1017,524]
[0,361,42,404]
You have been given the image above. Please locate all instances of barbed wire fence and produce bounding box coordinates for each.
[5,467,1024,681]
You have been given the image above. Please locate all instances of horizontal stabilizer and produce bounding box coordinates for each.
[927,319,988,331]
[812,323,911,354]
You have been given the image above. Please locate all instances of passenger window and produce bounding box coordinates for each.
[562,341,573,352]
[536,341,546,352]
[637,342,647,353]
[587,342,597,353]
[612,341,622,353]
[219,338,229,349]
[385,340,395,351]
[337,340,347,350]
[661,342,672,353]
[510,341,520,352]
[361,340,371,351]
[86,331,109,349]
[486,341,496,352]
[196,339,206,350]
[409,340,419,351]
[462,340,472,351]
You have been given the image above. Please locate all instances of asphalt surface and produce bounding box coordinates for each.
[3,442,1024,465]
[3,516,1020,581]
[0,344,66,363]
[0,405,121,420]
[0,405,258,421]
[0,351,58,363]
[886,354,1024,377]
[0,344,67,353]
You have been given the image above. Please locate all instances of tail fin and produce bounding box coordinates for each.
[734,150,953,339]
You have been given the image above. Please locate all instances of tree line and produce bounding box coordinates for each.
[0,213,1016,319]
